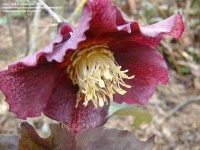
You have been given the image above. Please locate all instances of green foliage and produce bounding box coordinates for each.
[11,12,26,17]
[0,16,7,24]
[109,102,152,127]
[177,66,190,74]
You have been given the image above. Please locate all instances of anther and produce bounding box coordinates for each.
[66,45,134,108]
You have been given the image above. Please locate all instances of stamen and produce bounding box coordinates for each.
[66,45,134,108]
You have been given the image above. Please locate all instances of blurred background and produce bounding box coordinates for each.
[0,0,199,149]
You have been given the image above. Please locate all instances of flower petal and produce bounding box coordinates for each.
[0,59,62,119]
[43,73,109,135]
[57,22,73,42]
[45,2,93,62]
[78,0,184,47]
[106,13,184,47]
[83,0,121,35]
[68,100,109,135]
[44,0,184,63]
[4,23,72,68]
[43,73,78,123]
[44,0,127,62]
[78,0,128,45]
[111,42,168,104]
[129,12,184,47]
[140,13,184,39]
[0,23,72,119]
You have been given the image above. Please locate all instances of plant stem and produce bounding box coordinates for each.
[25,11,30,56]
[67,0,87,23]
[38,0,62,23]
[27,2,41,56]
[5,13,17,56]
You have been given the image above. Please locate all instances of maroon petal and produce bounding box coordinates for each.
[105,13,184,47]
[45,2,93,62]
[79,0,184,47]
[57,22,73,42]
[79,0,128,44]
[0,59,62,119]
[0,23,72,119]
[43,73,109,135]
[44,0,128,62]
[68,100,109,135]
[44,0,184,63]
[43,73,78,123]
[111,42,168,104]
[125,12,184,47]
[84,0,122,35]
[13,23,72,67]
[140,13,184,39]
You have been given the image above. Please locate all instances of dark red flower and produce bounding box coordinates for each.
[0,0,184,134]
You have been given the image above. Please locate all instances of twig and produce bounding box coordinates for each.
[166,95,200,119]
[128,0,136,14]
[152,0,168,18]
[37,27,49,38]
[67,0,87,23]
[184,0,191,27]
[27,2,41,56]
[38,0,62,23]
[25,10,30,56]
[5,13,17,56]
[160,40,179,71]
[176,61,198,69]
[31,23,57,27]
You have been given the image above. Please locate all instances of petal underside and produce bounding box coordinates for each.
[78,0,184,48]
[35,0,184,64]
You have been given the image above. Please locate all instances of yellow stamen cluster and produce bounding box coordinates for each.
[67,45,134,108]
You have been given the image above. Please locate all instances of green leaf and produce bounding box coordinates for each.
[110,103,152,127]
[11,11,26,17]
[177,66,190,74]
[0,16,7,24]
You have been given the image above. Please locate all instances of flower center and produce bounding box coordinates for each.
[66,45,134,108]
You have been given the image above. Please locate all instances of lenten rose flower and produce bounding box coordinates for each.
[0,0,184,134]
